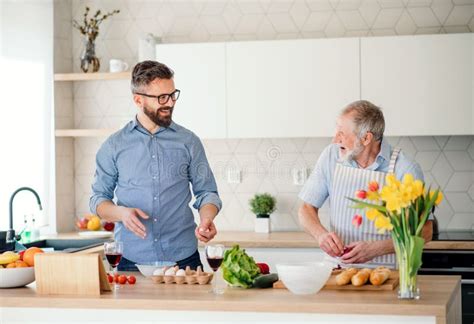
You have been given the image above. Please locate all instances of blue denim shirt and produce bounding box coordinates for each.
[90,117,222,263]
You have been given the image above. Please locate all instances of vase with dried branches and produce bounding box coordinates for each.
[72,7,120,73]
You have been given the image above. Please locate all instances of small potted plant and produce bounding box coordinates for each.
[249,193,276,233]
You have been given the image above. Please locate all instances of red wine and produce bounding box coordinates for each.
[207,257,223,271]
[106,253,122,267]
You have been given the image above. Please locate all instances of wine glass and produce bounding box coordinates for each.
[104,241,123,291]
[205,244,225,294]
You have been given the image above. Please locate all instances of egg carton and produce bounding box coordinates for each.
[151,265,213,285]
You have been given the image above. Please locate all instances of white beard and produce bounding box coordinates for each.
[340,141,364,162]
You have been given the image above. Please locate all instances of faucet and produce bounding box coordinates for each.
[7,187,43,242]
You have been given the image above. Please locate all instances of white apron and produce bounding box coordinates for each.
[328,147,401,268]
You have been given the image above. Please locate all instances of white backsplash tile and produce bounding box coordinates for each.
[431,153,454,188]
[411,136,440,151]
[445,192,474,213]
[408,6,440,27]
[445,172,473,192]
[444,135,473,151]
[445,151,474,171]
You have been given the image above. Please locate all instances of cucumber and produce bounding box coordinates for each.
[252,273,279,288]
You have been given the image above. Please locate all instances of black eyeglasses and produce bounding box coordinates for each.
[135,89,181,105]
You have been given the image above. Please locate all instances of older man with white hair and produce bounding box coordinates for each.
[298,100,433,268]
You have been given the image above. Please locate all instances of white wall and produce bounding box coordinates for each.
[0,0,54,233]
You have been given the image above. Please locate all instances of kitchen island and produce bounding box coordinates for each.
[0,274,461,324]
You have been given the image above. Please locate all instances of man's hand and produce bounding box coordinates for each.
[195,217,217,243]
[318,232,344,257]
[119,207,149,239]
[340,241,382,264]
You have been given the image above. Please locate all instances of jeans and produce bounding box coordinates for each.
[117,250,203,271]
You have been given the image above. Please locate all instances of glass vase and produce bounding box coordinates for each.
[394,239,421,300]
[80,34,100,73]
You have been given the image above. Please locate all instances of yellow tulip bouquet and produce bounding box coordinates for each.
[348,173,442,299]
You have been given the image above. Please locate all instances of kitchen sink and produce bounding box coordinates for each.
[23,238,111,253]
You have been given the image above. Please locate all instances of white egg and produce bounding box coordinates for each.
[164,267,176,276]
[153,268,164,276]
[176,269,186,276]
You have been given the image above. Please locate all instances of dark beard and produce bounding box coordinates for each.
[143,105,173,128]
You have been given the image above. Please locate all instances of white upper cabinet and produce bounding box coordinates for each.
[361,34,473,136]
[226,38,360,138]
[156,42,227,138]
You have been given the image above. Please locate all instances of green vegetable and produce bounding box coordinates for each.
[222,245,261,288]
[252,273,279,288]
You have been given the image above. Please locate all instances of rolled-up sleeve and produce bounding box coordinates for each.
[298,146,331,208]
[188,136,222,212]
[89,139,118,215]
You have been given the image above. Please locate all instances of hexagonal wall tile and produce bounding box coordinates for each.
[431,153,454,188]
[445,151,473,171]
[445,172,473,192]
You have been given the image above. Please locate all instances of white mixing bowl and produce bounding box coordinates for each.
[276,261,332,295]
[135,261,176,277]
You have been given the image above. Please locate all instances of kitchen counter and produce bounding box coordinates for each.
[203,231,474,250]
[44,231,474,250]
[0,274,461,324]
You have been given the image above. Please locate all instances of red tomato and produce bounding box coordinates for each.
[256,263,270,274]
[118,275,127,285]
[107,273,113,283]
[127,275,136,285]
[114,273,120,283]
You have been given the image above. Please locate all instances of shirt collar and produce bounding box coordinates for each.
[128,116,177,133]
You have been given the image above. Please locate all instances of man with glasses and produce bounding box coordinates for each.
[90,60,221,271]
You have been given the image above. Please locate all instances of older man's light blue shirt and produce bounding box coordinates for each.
[299,138,424,208]
[90,118,221,263]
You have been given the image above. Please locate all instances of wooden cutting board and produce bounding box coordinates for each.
[273,270,399,291]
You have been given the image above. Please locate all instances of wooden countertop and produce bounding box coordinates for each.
[202,231,474,250]
[42,231,474,250]
[0,274,461,323]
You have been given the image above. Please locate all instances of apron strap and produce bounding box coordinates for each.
[388,147,401,174]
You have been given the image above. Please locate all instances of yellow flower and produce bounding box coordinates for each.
[385,173,401,189]
[429,190,443,206]
[374,215,393,234]
[413,180,424,199]
[381,185,403,213]
[366,208,383,221]
[366,190,380,202]
[402,173,414,186]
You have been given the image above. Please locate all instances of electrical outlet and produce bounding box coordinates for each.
[227,169,242,184]
[292,168,308,186]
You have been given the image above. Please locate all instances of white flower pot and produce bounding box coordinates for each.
[255,217,270,233]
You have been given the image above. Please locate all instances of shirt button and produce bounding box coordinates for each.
[154,218,157,222]
[153,176,156,180]
[154,238,158,242]
[152,155,156,159]
[154,196,157,200]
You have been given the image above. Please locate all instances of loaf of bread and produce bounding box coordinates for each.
[351,268,372,287]
[335,268,358,286]
[369,267,391,286]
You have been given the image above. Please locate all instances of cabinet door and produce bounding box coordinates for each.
[226,38,360,138]
[156,43,226,138]
[361,34,473,136]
